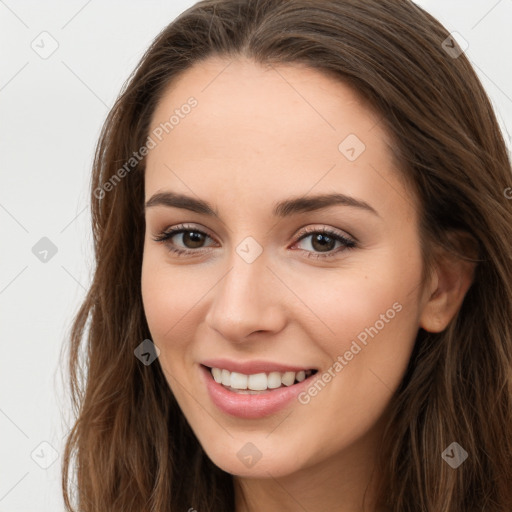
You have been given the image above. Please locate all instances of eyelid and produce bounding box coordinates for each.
[152,223,217,245]
[293,224,357,244]
[152,222,357,258]
[153,223,355,242]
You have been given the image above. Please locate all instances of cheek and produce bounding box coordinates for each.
[141,257,176,343]
[289,249,422,402]
[282,271,419,461]
[140,251,202,398]
[141,248,207,344]
[290,260,418,355]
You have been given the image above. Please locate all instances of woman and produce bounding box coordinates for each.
[62,0,512,510]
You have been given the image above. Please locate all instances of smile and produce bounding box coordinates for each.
[210,367,317,393]
[199,364,319,419]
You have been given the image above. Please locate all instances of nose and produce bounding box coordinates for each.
[204,249,287,342]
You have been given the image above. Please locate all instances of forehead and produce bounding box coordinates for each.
[149,56,385,148]
[144,57,411,220]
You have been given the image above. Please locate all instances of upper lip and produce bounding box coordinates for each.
[200,358,317,375]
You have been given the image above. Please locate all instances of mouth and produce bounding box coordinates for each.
[199,364,319,419]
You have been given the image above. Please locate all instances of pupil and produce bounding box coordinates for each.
[184,231,204,248]
[312,234,334,252]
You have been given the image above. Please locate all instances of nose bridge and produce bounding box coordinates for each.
[205,244,285,340]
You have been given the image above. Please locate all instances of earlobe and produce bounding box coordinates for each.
[419,240,477,333]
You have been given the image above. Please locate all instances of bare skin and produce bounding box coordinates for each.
[141,56,475,512]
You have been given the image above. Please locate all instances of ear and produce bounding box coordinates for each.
[419,232,478,333]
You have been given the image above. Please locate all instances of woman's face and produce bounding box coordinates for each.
[141,57,433,479]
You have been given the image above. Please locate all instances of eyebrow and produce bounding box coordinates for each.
[144,191,380,218]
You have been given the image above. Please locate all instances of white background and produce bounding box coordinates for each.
[1,1,511,510]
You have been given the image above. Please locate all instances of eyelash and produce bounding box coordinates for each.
[152,223,357,260]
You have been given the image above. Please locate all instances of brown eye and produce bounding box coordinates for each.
[152,225,216,256]
[309,233,337,252]
[180,231,207,249]
[293,227,357,259]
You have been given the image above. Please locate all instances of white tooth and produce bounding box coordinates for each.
[267,371,282,389]
[296,370,306,382]
[281,371,296,386]
[230,371,248,390]
[211,367,222,383]
[221,369,231,387]
[248,372,268,391]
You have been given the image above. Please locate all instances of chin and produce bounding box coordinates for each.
[199,434,310,478]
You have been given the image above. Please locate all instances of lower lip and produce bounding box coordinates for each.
[199,364,316,419]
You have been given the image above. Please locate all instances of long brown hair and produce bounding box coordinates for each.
[61,1,512,510]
